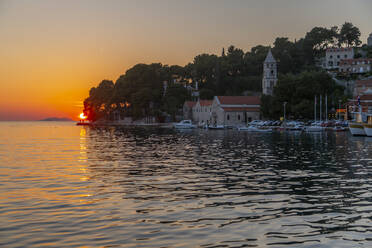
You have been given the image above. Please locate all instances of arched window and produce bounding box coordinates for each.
[238,114,240,120]
[227,114,230,121]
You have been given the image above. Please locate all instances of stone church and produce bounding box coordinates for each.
[262,49,277,95]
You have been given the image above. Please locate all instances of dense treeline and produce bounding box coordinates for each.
[83,22,363,121]
[261,72,346,120]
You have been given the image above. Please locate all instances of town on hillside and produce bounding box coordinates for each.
[82,23,372,133]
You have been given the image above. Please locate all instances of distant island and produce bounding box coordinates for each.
[39,117,73,122]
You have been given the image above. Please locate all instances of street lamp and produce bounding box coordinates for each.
[338,99,341,120]
[283,101,287,123]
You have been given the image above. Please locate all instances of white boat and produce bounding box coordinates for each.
[174,120,196,129]
[304,125,324,132]
[363,114,372,137]
[349,111,366,136]
[289,125,304,131]
[238,126,272,132]
[207,125,225,130]
[333,126,347,132]
[349,122,366,136]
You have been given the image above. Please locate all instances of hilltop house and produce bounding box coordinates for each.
[211,96,261,126]
[348,80,372,114]
[354,80,372,97]
[323,47,354,70]
[339,58,372,74]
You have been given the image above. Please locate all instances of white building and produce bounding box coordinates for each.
[262,49,277,96]
[211,96,261,126]
[183,101,196,120]
[324,47,354,69]
[339,58,372,74]
[192,100,213,125]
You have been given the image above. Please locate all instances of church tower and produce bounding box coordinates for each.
[262,49,277,95]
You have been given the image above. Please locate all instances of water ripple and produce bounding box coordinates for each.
[0,123,371,247]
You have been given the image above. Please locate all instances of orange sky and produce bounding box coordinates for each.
[0,0,371,120]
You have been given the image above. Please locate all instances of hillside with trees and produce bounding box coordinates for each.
[83,22,363,121]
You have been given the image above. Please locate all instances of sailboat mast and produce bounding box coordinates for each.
[314,95,317,121]
[325,94,328,121]
[320,95,322,122]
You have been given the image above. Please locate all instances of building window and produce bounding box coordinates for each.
[227,114,230,121]
[238,115,240,120]
[330,55,333,59]
[337,55,340,59]
[344,54,347,58]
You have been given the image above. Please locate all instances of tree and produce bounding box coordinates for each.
[83,80,114,121]
[339,22,361,47]
[261,71,345,119]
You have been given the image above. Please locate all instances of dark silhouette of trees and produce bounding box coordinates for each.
[83,22,362,121]
[339,22,362,47]
[261,71,345,119]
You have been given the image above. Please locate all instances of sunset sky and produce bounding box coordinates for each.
[0,0,371,120]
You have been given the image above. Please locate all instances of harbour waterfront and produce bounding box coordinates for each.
[0,122,371,247]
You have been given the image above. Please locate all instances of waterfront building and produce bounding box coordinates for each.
[262,49,277,95]
[183,101,196,120]
[324,47,354,70]
[211,96,261,126]
[339,58,372,74]
[348,80,372,119]
[192,100,213,125]
[354,80,372,97]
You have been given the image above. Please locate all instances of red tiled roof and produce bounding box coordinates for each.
[217,96,261,105]
[184,101,196,108]
[199,100,213,106]
[355,80,372,87]
[326,47,353,52]
[360,95,372,100]
[340,58,372,65]
[222,107,260,112]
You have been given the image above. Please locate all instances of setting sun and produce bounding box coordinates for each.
[79,113,87,120]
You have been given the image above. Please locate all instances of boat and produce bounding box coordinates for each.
[207,125,225,130]
[76,122,91,126]
[333,126,347,132]
[349,111,366,136]
[238,126,272,132]
[349,122,366,136]
[174,120,196,129]
[363,114,372,137]
[288,124,304,131]
[304,122,324,132]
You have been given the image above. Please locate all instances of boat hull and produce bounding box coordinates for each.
[305,126,324,132]
[349,122,366,136]
[363,124,372,137]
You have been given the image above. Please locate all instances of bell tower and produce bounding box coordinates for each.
[262,49,277,95]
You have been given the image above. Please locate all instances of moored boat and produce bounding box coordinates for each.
[238,126,272,132]
[349,111,366,136]
[363,124,372,136]
[333,126,347,132]
[207,125,225,130]
[304,124,324,132]
[363,114,372,137]
[349,122,366,136]
[174,120,196,129]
